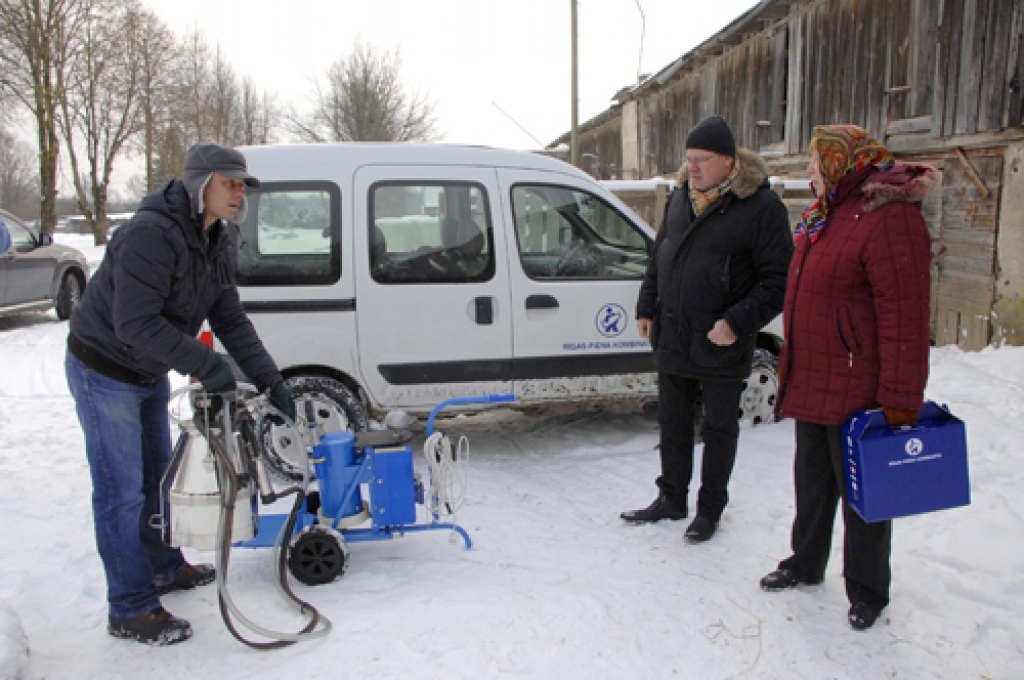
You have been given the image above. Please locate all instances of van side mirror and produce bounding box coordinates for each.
[38,233,53,246]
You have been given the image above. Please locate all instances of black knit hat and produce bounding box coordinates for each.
[685,115,736,158]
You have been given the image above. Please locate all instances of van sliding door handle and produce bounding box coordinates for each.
[525,294,559,310]
[474,296,494,325]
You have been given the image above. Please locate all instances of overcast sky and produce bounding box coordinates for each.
[144,0,761,151]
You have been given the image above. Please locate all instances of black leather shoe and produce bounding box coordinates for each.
[759,568,823,592]
[620,493,688,524]
[683,516,718,543]
[848,602,880,630]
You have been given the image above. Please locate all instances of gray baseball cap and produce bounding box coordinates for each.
[183,143,259,187]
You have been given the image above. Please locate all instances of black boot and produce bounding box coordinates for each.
[620,492,688,524]
[683,516,718,543]
[159,563,215,595]
[108,607,192,645]
[760,568,823,592]
[848,602,881,630]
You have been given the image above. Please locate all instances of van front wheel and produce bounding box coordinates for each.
[260,376,369,483]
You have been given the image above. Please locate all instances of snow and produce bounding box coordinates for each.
[1,234,1022,678]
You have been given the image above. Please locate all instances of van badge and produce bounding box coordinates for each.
[596,304,628,338]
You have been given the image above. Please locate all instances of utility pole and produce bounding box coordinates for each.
[571,0,579,167]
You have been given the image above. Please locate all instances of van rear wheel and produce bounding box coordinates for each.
[739,349,779,426]
[260,376,369,483]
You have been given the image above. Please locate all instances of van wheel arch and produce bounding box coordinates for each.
[260,372,370,483]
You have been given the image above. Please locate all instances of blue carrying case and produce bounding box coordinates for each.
[843,401,971,522]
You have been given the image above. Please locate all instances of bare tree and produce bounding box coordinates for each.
[239,77,279,146]
[130,6,180,194]
[291,39,440,143]
[59,0,144,244]
[0,128,38,218]
[0,0,95,234]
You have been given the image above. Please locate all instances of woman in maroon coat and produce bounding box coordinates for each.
[760,125,940,630]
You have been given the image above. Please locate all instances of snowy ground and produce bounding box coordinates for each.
[0,234,1021,679]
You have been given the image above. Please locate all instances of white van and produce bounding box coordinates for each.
[230,144,781,473]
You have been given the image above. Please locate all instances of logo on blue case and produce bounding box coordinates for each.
[596,303,627,338]
[906,438,924,456]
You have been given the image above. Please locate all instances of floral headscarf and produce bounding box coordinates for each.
[795,125,895,244]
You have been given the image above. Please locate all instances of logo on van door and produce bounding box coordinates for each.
[596,303,628,338]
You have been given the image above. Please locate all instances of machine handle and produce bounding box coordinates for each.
[426,393,515,436]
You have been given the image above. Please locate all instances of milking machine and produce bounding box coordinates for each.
[153,382,513,648]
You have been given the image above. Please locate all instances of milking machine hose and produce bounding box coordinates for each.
[201,386,332,648]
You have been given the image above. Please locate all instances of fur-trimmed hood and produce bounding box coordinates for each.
[676,148,769,200]
[861,162,941,213]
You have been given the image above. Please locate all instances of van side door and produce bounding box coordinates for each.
[353,166,513,410]
[497,170,656,402]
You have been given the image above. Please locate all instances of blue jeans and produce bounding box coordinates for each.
[65,352,186,618]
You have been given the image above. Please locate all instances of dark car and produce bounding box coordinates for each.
[0,209,88,320]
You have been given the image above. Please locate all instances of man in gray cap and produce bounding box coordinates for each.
[66,142,295,645]
[622,116,793,543]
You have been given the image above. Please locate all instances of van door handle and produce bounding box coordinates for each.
[525,294,559,310]
[474,296,494,325]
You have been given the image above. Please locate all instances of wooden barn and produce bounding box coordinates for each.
[551,0,1024,351]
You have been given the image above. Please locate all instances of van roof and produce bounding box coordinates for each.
[240,142,593,179]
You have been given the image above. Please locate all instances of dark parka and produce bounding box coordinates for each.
[69,179,280,387]
[637,148,794,379]
[776,163,938,425]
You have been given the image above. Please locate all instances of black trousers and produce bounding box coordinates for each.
[779,421,892,610]
[656,372,743,521]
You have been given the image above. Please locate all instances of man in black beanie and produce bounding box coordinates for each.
[65,142,296,645]
[622,115,793,543]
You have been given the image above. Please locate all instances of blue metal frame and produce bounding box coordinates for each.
[237,393,514,554]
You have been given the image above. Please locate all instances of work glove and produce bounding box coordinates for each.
[200,354,237,394]
[268,377,296,423]
[882,407,919,428]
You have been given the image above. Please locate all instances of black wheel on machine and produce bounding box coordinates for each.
[55,269,84,320]
[739,348,780,426]
[288,526,349,586]
[259,375,369,483]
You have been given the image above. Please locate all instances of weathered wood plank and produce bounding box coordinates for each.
[1003,0,1024,127]
[978,0,1012,131]
[786,14,805,154]
[771,29,787,144]
[910,0,938,117]
[887,115,933,134]
[954,0,986,135]
[942,0,963,136]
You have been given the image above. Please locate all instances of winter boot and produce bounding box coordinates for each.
[620,492,688,524]
[848,602,881,631]
[683,515,718,543]
[159,563,215,595]
[108,607,192,645]
[759,568,823,592]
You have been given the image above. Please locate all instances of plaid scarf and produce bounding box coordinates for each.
[795,125,895,244]
[689,161,741,217]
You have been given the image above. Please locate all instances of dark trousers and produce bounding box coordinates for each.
[779,421,892,610]
[656,373,743,521]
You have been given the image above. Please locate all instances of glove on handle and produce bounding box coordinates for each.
[882,407,919,428]
[268,377,297,422]
[200,354,237,394]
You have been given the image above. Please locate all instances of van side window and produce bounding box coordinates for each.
[370,182,495,284]
[235,182,341,286]
[511,185,650,280]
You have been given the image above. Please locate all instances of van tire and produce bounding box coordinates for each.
[739,348,779,426]
[260,376,369,483]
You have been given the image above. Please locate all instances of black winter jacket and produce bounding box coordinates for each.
[69,180,280,387]
[636,149,793,379]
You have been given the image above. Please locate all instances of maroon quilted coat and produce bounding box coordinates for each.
[775,162,939,425]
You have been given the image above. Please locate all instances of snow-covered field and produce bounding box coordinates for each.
[0,234,1021,679]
